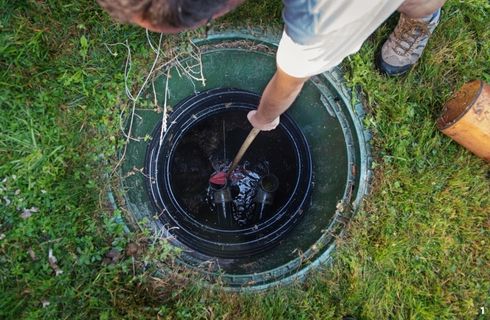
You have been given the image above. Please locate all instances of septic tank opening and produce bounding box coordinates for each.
[117,31,371,290]
[145,88,313,258]
[171,110,297,227]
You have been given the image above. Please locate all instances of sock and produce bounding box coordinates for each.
[419,8,441,22]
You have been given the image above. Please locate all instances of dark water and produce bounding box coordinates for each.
[169,109,298,230]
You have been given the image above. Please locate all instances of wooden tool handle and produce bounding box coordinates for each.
[227,127,261,176]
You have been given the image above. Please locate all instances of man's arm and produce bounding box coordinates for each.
[248,66,309,130]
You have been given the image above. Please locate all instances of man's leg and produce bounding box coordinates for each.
[377,0,447,76]
[398,0,446,18]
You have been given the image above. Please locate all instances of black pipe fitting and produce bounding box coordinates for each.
[254,174,279,220]
[212,182,234,228]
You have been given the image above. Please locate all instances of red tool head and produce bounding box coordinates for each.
[209,171,227,186]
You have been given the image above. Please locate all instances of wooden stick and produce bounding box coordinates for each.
[227,127,261,177]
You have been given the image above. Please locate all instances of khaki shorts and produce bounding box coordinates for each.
[276,0,405,78]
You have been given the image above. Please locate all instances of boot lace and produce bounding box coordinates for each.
[392,15,431,56]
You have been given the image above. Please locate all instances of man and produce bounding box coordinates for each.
[98,0,446,131]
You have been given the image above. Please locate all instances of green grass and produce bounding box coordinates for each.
[1,0,489,319]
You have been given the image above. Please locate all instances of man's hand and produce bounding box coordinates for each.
[247,110,280,131]
[249,66,309,130]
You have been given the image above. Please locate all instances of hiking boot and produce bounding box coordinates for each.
[376,9,441,76]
